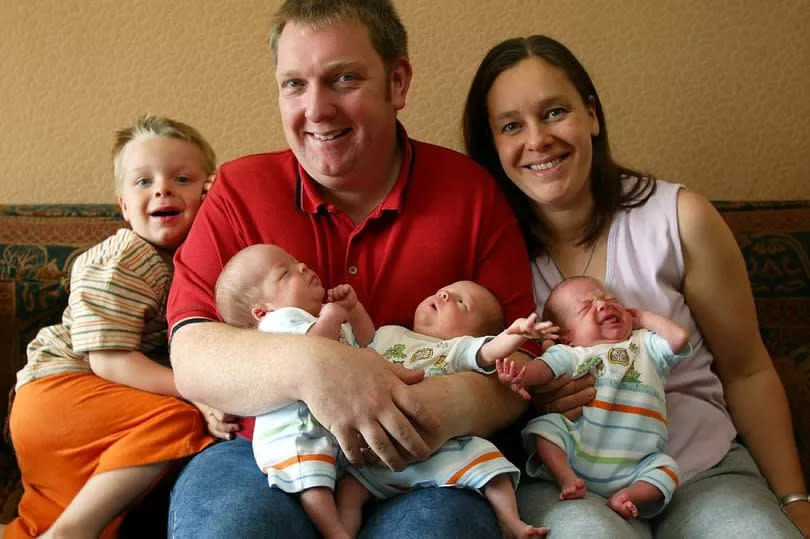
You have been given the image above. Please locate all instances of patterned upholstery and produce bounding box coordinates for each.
[0,201,808,522]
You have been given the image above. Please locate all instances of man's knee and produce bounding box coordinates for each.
[361,487,499,538]
[169,439,317,538]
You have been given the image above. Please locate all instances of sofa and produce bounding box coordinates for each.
[1,201,809,524]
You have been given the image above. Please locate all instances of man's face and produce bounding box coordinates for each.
[413,281,502,340]
[274,20,410,192]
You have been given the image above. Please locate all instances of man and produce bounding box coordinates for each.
[167,1,537,536]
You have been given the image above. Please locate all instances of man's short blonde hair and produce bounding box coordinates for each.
[267,0,408,72]
[112,114,216,195]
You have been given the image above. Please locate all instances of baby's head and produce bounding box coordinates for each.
[543,276,633,346]
[113,114,217,250]
[413,280,504,339]
[215,244,325,328]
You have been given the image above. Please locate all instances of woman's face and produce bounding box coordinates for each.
[487,57,599,211]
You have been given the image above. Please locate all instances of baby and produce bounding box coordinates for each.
[215,243,558,538]
[497,276,691,519]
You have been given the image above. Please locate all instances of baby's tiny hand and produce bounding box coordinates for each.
[506,313,560,341]
[627,308,643,329]
[496,358,532,400]
[327,284,358,310]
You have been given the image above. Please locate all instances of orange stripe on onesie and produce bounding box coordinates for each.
[4,372,215,538]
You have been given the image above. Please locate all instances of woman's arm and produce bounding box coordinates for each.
[678,189,809,531]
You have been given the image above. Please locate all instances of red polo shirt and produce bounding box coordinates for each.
[167,127,538,436]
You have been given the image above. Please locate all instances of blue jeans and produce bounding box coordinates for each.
[169,437,500,538]
[516,442,802,538]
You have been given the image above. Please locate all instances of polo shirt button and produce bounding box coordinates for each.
[348,265,358,275]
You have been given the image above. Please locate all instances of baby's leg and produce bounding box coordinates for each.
[484,474,549,538]
[607,480,661,519]
[335,475,372,537]
[535,437,586,500]
[299,487,350,539]
[40,461,168,538]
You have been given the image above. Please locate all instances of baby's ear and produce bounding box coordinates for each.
[251,304,271,322]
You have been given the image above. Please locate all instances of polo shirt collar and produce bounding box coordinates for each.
[296,121,414,215]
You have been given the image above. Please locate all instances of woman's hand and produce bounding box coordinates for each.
[191,400,242,440]
[530,373,596,420]
[783,500,810,537]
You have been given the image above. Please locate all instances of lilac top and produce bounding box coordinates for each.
[531,180,736,481]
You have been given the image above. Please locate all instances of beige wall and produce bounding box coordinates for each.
[1,0,808,203]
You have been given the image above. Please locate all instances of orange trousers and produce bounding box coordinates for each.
[4,372,214,538]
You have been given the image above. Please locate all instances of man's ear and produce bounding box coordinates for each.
[389,56,412,111]
[117,196,130,222]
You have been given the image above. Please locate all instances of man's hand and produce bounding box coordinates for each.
[530,373,596,420]
[302,347,439,471]
[190,400,242,440]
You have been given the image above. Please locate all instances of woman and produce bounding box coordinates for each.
[463,35,809,537]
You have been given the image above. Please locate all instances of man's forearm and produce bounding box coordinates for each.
[414,367,527,447]
[171,321,339,416]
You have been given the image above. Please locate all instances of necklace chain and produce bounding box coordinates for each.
[550,239,598,280]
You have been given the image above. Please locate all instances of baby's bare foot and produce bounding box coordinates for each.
[608,490,640,519]
[500,518,550,538]
[559,477,586,500]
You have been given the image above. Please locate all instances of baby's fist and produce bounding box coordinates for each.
[327,284,358,310]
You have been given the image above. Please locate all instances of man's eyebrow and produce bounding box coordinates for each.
[276,60,365,80]
[323,59,365,72]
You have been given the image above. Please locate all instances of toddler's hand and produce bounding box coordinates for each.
[201,173,217,200]
[328,284,359,310]
[505,313,559,341]
[496,358,532,400]
[191,400,241,440]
